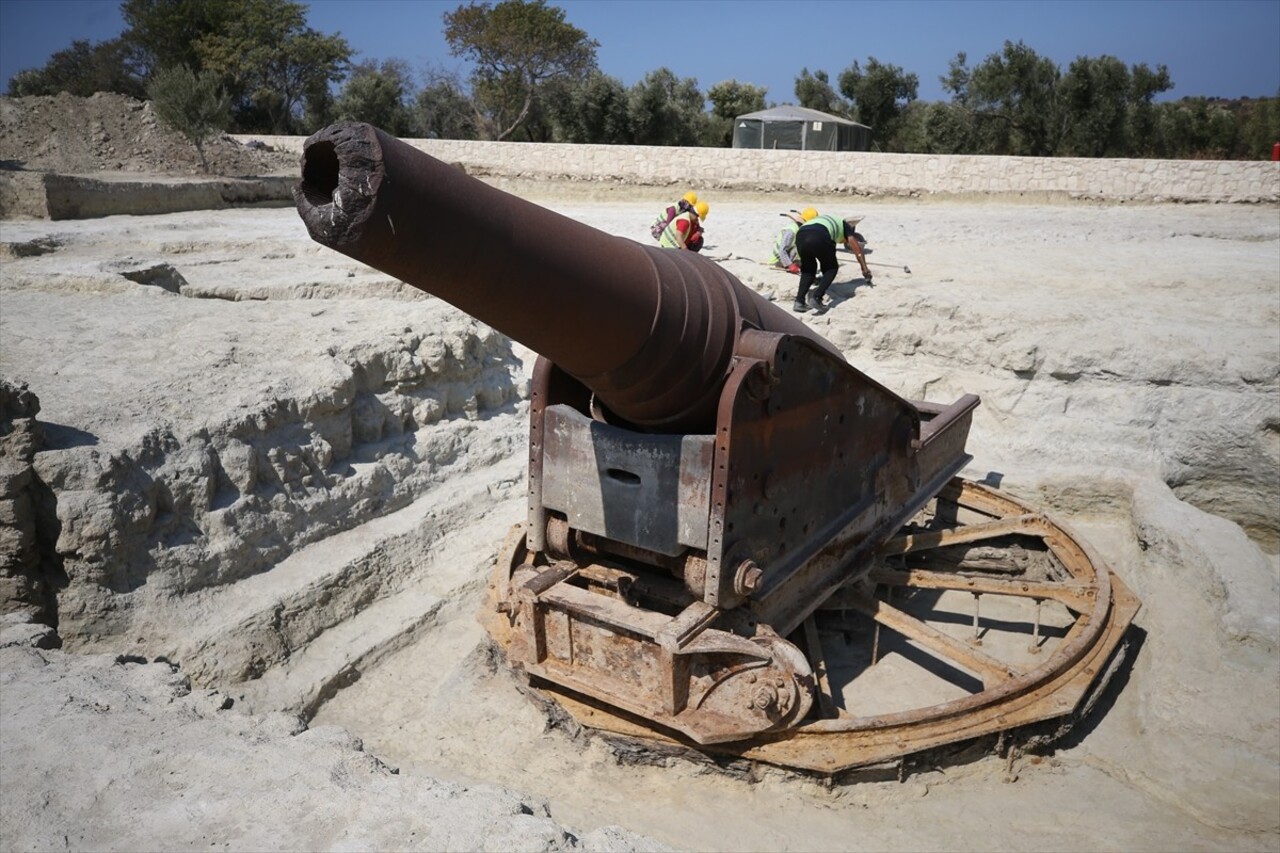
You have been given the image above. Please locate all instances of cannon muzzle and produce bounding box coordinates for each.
[294,123,837,432]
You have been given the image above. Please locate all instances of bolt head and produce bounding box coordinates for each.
[752,684,778,712]
[734,560,764,596]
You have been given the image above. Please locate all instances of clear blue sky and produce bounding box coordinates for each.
[1,0,1277,103]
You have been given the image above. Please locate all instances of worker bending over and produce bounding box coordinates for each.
[650,191,699,241]
[793,214,872,313]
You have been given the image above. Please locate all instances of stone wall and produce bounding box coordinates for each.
[242,134,1279,204]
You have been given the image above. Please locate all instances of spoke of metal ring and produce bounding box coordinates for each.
[878,513,1043,556]
[847,594,1019,688]
[969,592,983,645]
[802,615,838,719]
[870,586,887,666]
[864,568,1096,610]
[1029,598,1043,655]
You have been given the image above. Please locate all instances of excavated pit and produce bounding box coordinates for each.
[2,193,1278,851]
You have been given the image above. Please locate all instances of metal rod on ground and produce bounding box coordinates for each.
[865,260,912,273]
[727,250,910,274]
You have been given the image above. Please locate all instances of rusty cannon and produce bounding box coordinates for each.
[294,123,1140,776]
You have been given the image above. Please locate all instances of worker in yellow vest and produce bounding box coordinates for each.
[769,206,818,272]
[650,191,698,241]
[659,200,708,252]
[793,214,871,313]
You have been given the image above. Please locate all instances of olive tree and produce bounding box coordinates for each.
[6,38,143,98]
[121,0,351,132]
[838,58,918,150]
[943,43,1051,155]
[627,68,708,146]
[1058,56,1174,157]
[542,71,632,144]
[414,69,479,139]
[706,79,766,147]
[443,0,598,141]
[146,65,230,172]
[335,59,416,136]
[794,68,848,115]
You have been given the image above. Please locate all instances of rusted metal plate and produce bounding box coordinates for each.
[540,404,714,556]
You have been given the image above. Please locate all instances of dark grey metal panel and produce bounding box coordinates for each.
[540,404,714,556]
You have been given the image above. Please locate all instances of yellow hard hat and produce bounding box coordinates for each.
[800,207,818,221]
[695,201,709,219]
[682,191,699,206]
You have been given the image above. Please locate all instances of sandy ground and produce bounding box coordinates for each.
[1,184,1278,851]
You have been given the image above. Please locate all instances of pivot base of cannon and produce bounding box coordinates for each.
[481,478,1140,776]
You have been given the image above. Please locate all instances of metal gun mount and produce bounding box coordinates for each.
[295,124,1139,775]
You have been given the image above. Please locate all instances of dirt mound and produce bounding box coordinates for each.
[0,92,295,177]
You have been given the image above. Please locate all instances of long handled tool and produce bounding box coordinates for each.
[865,260,912,274]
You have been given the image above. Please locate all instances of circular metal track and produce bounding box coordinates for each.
[487,478,1141,776]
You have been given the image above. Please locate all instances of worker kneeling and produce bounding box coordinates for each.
[770,206,818,273]
[793,214,872,314]
[659,200,709,252]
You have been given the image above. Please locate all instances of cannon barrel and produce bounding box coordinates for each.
[293,123,839,432]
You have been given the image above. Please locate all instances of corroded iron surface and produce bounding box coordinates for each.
[483,479,1140,773]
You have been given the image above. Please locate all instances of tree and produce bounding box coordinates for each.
[1059,55,1133,157]
[837,58,918,150]
[945,42,1065,156]
[893,100,973,154]
[707,79,766,120]
[794,69,846,115]
[443,0,598,141]
[627,68,707,146]
[945,46,1179,158]
[1154,97,1243,159]
[413,69,479,139]
[121,0,350,133]
[1057,57,1172,158]
[706,79,766,147]
[1128,62,1174,157]
[1238,94,1280,159]
[543,71,632,144]
[146,65,230,173]
[301,75,338,134]
[941,52,1013,155]
[334,59,415,136]
[194,0,351,133]
[7,38,143,98]
[121,0,237,78]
